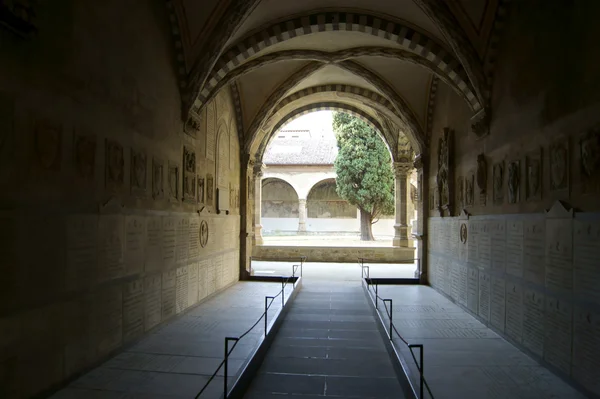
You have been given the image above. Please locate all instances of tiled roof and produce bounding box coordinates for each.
[264,134,338,165]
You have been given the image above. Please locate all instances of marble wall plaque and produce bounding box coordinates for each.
[122,278,144,341]
[450,261,460,301]
[544,297,572,374]
[523,219,545,285]
[506,220,524,277]
[467,221,478,268]
[545,218,573,293]
[198,260,209,302]
[525,149,542,201]
[188,262,199,308]
[66,215,98,290]
[450,220,459,259]
[130,148,147,195]
[74,132,96,181]
[188,216,200,260]
[92,285,122,356]
[572,307,600,395]
[490,277,506,332]
[478,272,491,321]
[162,217,176,269]
[161,270,176,320]
[478,221,491,270]
[125,216,145,276]
[175,265,189,314]
[467,268,479,314]
[522,289,545,357]
[144,274,161,331]
[176,217,189,264]
[505,282,523,343]
[215,255,224,289]
[97,215,124,282]
[207,258,216,296]
[458,265,468,307]
[491,220,506,273]
[145,217,162,272]
[574,219,600,304]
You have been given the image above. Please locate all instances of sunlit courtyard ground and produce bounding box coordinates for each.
[262,234,395,247]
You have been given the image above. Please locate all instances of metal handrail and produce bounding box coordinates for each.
[195,274,298,398]
[363,272,434,399]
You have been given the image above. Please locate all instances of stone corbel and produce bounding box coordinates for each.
[471,108,490,138]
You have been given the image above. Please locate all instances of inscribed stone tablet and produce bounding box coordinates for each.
[215,255,224,289]
[162,217,176,268]
[66,215,98,290]
[467,268,479,314]
[198,260,209,302]
[572,307,600,395]
[175,265,189,314]
[97,215,124,282]
[478,221,491,270]
[523,219,545,285]
[478,272,491,322]
[543,297,572,374]
[145,217,162,272]
[573,219,600,304]
[92,285,122,356]
[176,217,189,264]
[207,258,216,296]
[490,277,506,332]
[491,220,506,273]
[450,261,460,301]
[545,218,573,293]
[122,278,144,341]
[522,289,545,357]
[505,282,523,343]
[458,265,468,307]
[125,216,145,276]
[450,220,459,260]
[468,221,478,268]
[188,216,200,260]
[161,270,176,320]
[506,220,523,277]
[144,274,161,331]
[188,262,199,307]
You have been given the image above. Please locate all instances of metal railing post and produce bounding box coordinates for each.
[389,299,393,341]
[419,345,424,398]
[264,297,270,336]
[281,280,285,307]
[375,283,378,309]
[224,337,238,399]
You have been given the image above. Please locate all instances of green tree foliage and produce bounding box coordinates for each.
[333,112,395,240]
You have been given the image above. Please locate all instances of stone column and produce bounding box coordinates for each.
[298,198,307,233]
[393,162,412,247]
[413,154,428,282]
[253,162,264,245]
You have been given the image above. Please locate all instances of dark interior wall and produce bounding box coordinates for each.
[0,1,241,397]
[307,180,357,218]
[262,178,299,218]
[427,2,600,396]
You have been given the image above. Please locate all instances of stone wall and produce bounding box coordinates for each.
[0,2,241,397]
[426,2,600,396]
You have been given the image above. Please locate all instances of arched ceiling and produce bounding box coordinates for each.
[171,0,501,158]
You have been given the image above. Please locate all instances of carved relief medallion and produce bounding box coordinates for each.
[206,174,214,205]
[476,153,487,194]
[74,133,96,180]
[465,173,475,206]
[130,148,147,193]
[183,146,196,201]
[460,223,468,244]
[525,149,542,201]
[34,119,62,170]
[580,129,600,193]
[168,162,179,201]
[105,139,124,190]
[197,176,205,204]
[199,220,209,248]
[507,160,520,203]
[549,137,569,191]
[493,161,504,204]
[152,158,164,199]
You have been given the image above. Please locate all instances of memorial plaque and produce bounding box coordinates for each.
[545,218,573,293]
[175,265,189,314]
[468,220,478,268]
[478,221,491,270]
[188,262,199,308]
[506,220,523,277]
[490,277,506,332]
[215,255,224,290]
[124,216,145,276]
[523,219,545,285]
[198,259,209,302]
[97,215,124,282]
[207,258,216,296]
[161,270,176,320]
[92,285,122,356]
[505,282,523,343]
[450,261,460,301]
[544,297,572,374]
[574,219,600,304]
[206,103,216,161]
[66,215,98,290]
[458,265,468,307]
[491,220,506,273]
[144,274,161,331]
[176,217,189,264]
[450,220,459,260]
[145,217,162,272]
[572,307,600,395]
[478,272,491,322]
[467,268,479,314]
[189,216,200,260]
[162,217,176,268]
[122,278,144,341]
[522,289,545,357]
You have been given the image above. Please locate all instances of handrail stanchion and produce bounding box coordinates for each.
[375,283,378,309]
[281,280,285,306]
[419,345,424,398]
[223,337,238,399]
[382,299,393,340]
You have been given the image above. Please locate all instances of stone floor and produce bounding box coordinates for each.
[370,285,587,399]
[49,282,294,399]
[252,261,418,279]
[243,280,406,399]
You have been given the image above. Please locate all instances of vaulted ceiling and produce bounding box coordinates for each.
[169,0,501,160]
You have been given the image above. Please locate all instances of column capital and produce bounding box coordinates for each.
[393,162,412,177]
[298,198,307,204]
[253,162,264,178]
